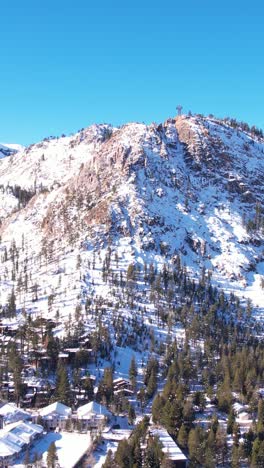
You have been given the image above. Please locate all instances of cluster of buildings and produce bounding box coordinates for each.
[0,399,111,465]
[33,400,111,431]
[0,399,189,467]
[0,322,189,466]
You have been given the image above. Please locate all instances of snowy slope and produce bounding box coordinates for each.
[0,115,263,328]
[0,143,23,159]
[0,126,113,191]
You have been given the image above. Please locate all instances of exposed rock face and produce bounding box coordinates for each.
[178,118,231,173]
[0,114,263,319]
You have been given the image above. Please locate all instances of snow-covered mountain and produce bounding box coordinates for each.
[0,114,263,327]
[0,142,24,159]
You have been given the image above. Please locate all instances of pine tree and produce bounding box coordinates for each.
[204,445,215,468]
[161,399,183,436]
[114,439,133,467]
[231,444,240,468]
[152,394,164,424]
[6,288,16,317]
[97,367,113,405]
[227,409,236,434]
[177,424,188,449]
[207,427,216,454]
[33,451,43,468]
[129,355,137,390]
[145,436,164,468]
[46,442,58,468]
[137,387,146,412]
[46,334,60,370]
[54,361,71,405]
[233,422,240,447]
[188,426,205,465]
[82,375,94,400]
[128,403,136,425]
[215,426,228,465]
[243,428,254,459]
[23,448,30,467]
[257,398,264,436]
[102,449,115,468]
[217,377,232,413]
[251,438,264,467]
[183,398,195,429]
[161,457,175,468]
[8,344,23,404]
[146,369,157,398]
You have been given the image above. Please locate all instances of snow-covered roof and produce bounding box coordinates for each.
[237,411,251,421]
[39,402,72,418]
[150,428,187,461]
[64,348,81,353]
[77,401,111,419]
[0,403,30,425]
[11,421,43,441]
[0,439,19,457]
[233,402,248,414]
[58,352,69,358]
[115,389,134,395]
[0,403,19,417]
[113,378,130,384]
[81,374,96,381]
[0,422,43,458]
[1,432,25,449]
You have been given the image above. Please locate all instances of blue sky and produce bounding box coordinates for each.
[0,1,263,145]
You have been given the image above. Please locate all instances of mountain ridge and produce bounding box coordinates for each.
[0,114,263,328]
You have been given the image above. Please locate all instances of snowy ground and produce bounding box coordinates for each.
[93,440,118,467]
[14,431,91,468]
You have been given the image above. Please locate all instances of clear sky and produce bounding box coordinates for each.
[0,0,263,145]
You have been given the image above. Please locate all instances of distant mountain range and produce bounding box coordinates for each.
[0,143,24,158]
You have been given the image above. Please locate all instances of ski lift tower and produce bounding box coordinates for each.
[176,105,183,116]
